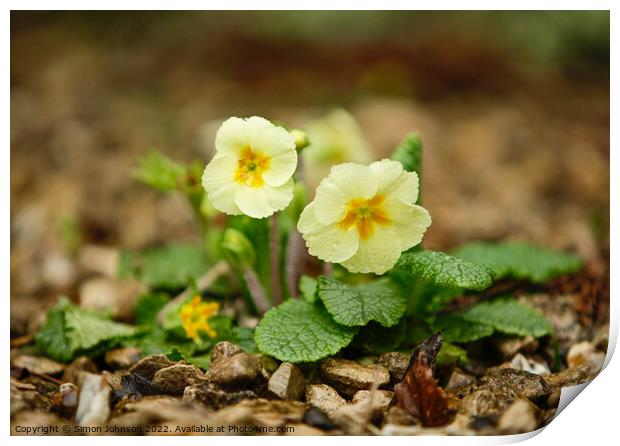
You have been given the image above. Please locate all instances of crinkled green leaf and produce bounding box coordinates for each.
[299,275,318,303]
[453,241,582,283]
[462,297,553,337]
[431,314,494,343]
[34,304,73,362]
[35,298,138,362]
[395,250,494,291]
[255,300,357,363]
[317,277,407,327]
[65,310,137,352]
[119,244,210,289]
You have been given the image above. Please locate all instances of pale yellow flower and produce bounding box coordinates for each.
[298,159,432,274]
[202,117,297,219]
[302,109,372,190]
[179,296,220,341]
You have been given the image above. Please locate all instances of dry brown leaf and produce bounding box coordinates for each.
[392,333,453,427]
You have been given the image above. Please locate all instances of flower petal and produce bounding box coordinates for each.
[370,158,419,204]
[262,149,298,187]
[250,120,296,157]
[202,154,242,215]
[313,163,378,224]
[214,117,251,156]
[341,226,402,274]
[234,178,294,219]
[298,203,359,263]
[385,199,432,250]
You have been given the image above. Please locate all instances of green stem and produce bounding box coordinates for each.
[269,214,282,305]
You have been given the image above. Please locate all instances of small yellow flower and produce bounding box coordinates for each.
[202,116,297,219]
[298,159,432,275]
[179,296,220,341]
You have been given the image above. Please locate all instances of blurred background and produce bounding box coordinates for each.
[10,11,609,331]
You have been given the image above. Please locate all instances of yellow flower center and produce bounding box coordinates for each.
[338,194,391,240]
[179,296,220,341]
[234,146,271,188]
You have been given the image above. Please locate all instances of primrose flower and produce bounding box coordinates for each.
[202,116,297,219]
[298,159,432,274]
[302,109,372,190]
[179,296,220,341]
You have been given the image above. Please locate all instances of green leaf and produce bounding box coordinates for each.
[134,293,170,326]
[255,300,357,363]
[391,133,423,204]
[119,244,210,289]
[299,275,318,303]
[231,327,258,354]
[34,304,73,362]
[431,314,494,343]
[436,342,468,366]
[65,310,137,352]
[317,277,407,328]
[462,297,553,338]
[352,320,407,354]
[133,151,186,192]
[453,241,582,283]
[35,298,139,362]
[395,250,494,291]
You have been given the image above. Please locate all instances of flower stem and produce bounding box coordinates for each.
[157,260,230,325]
[269,214,282,305]
[243,267,270,315]
[285,229,303,298]
[322,261,333,277]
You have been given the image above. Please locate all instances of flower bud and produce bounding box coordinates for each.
[290,129,310,151]
[221,228,256,268]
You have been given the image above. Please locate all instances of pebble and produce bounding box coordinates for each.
[129,354,175,381]
[62,356,98,384]
[210,341,242,366]
[206,352,260,387]
[480,368,551,402]
[183,383,257,410]
[545,363,592,388]
[567,341,605,373]
[105,347,142,370]
[56,382,79,419]
[75,373,111,426]
[305,384,347,415]
[352,389,394,413]
[151,364,207,396]
[459,387,517,418]
[268,362,305,401]
[497,399,540,434]
[378,352,409,382]
[445,368,477,392]
[494,336,538,360]
[10,379,47,415]
[11,354,66,376]
[320,358,390,397]
[506,353,550,376]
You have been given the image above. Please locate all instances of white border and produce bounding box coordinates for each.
[4,3,616,445]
